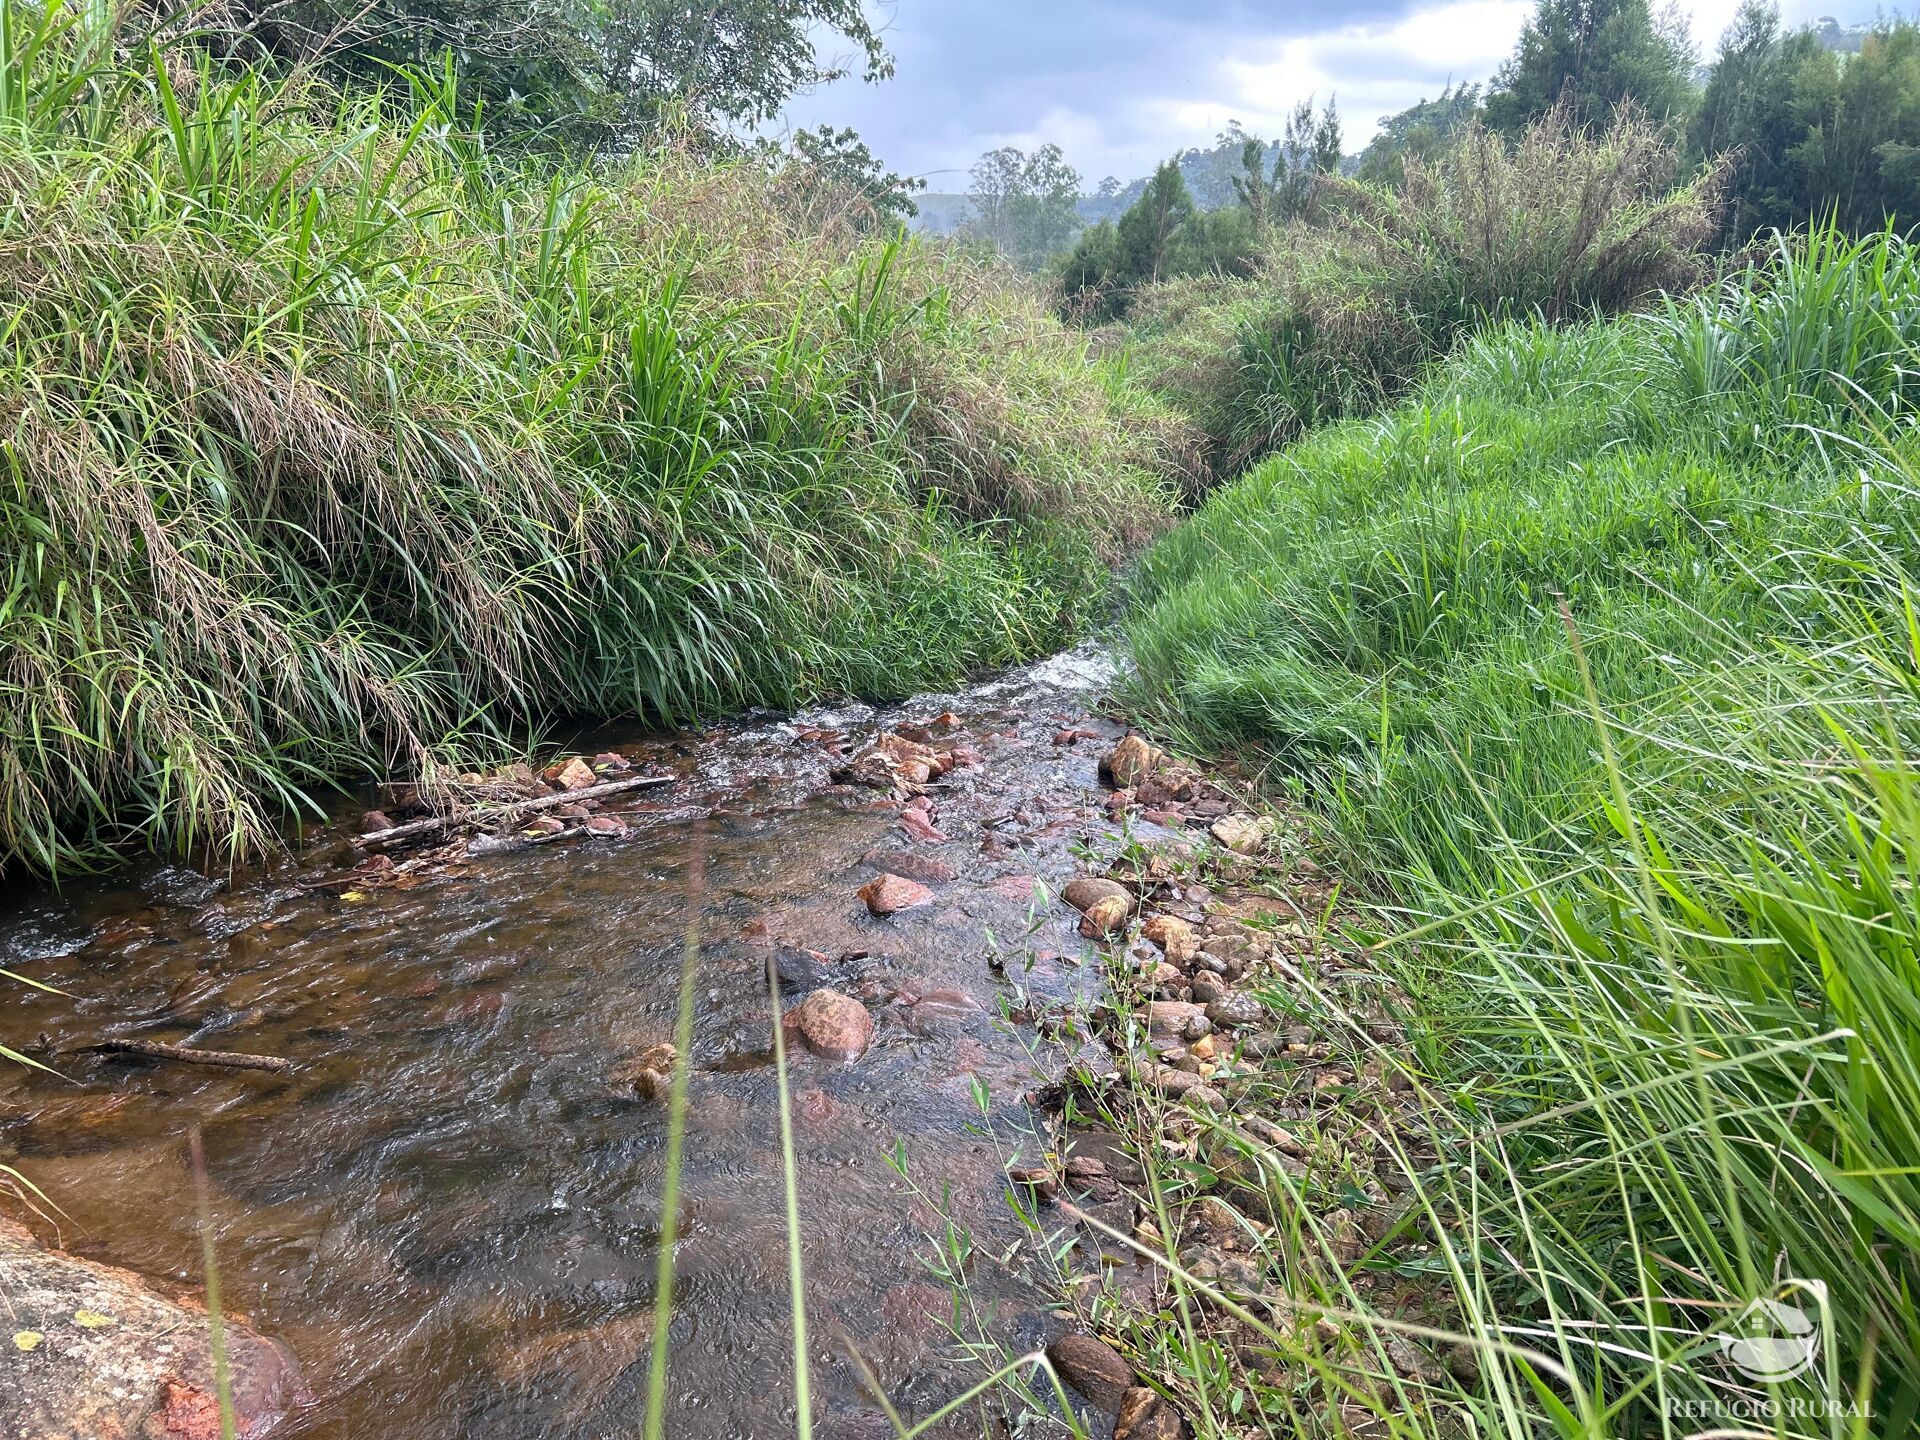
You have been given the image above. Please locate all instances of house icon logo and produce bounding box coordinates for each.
[1720,1283,1824,1383]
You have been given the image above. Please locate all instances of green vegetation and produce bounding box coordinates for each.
[201,0,893,152]
[0,2,1188,875]
[1484,0,1696,135]
[1059,99,1341,323]
[1116,106,1724,479]
[1696,6,1920,242]
[1121,227,1920,1435]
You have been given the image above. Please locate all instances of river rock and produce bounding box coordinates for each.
[1146,1000,1206,1040]
[1209,814,1267,855]
[0,1217,299,1440]
[1078,895,1131,938]
[1102,734,1162,789]
[489,1311,654,1402]
[1116,1386,1188,1440]
[609,1042,677,1100]
[784,988,875,1062]
[1062,877,1132,914]
[859,873,934,916]
[895,807,948,844]
[860,849,958,885]
[1045,1331,1133,1414]
[1140,913,1198,966]
[1205,992,1265,1029]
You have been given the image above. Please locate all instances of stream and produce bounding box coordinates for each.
[0,648,1142,1439]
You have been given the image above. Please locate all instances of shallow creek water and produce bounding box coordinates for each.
[0,649,1143,1438]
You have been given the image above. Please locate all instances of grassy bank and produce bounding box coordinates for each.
[1121,229,1920,1434]
[0,5,1189,876]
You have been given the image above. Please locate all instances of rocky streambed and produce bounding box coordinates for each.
[0,648,1405,1440]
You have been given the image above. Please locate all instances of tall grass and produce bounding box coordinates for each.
[0,0,1188,876]
[1117,104,1727,481]
[1123,228,1920,1435]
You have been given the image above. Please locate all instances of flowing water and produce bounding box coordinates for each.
[0,649,1140,1438]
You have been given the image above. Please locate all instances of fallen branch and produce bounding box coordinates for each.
[360,774,674,849]
[88,1039,294,1073]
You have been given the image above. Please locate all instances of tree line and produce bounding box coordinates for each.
[967,1,1920,317]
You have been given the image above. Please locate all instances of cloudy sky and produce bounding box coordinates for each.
[779,0,1884,189]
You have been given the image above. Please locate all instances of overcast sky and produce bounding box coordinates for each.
[777,0,1885,189]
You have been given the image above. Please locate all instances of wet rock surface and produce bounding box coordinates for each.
[0,1217,299,1439]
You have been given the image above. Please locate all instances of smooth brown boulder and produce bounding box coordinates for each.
[1062,876,1132,914]
[784,989,875,1062]
[1045,1331,1133,1414]
[859,873,934,916]
[0,1217,298,1440]
[1078,894,1131,938]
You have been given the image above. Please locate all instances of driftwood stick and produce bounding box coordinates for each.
[360,774,673,849]
[91,1039,294,1073]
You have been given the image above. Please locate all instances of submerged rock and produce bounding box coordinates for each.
[0,1217,299,1440]
[783,988,875,1062]
[860,849,958,885]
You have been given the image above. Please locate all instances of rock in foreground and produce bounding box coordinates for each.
[859,873,934,916]
[783,988,875,1062]
[0,1217,298,1439]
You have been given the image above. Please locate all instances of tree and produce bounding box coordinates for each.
[1116,160,1197,284]
[1689,2,1821,239]
[789,126,925,225]
[966,144,1084,269]
[1785,21,1920,234]
[1484,0,1696,135]
[1357,85,1483,187]
[1271,97,1342,222]
[214,0,893,151]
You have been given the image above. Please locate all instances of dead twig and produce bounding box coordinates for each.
[86,1040,294,1073]
[360,774,674,849]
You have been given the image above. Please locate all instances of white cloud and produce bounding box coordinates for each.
[1132,0,1767,170]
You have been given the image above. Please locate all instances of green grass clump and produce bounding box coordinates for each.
[0,3,1188,875]
[1125,228,1920,1433]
